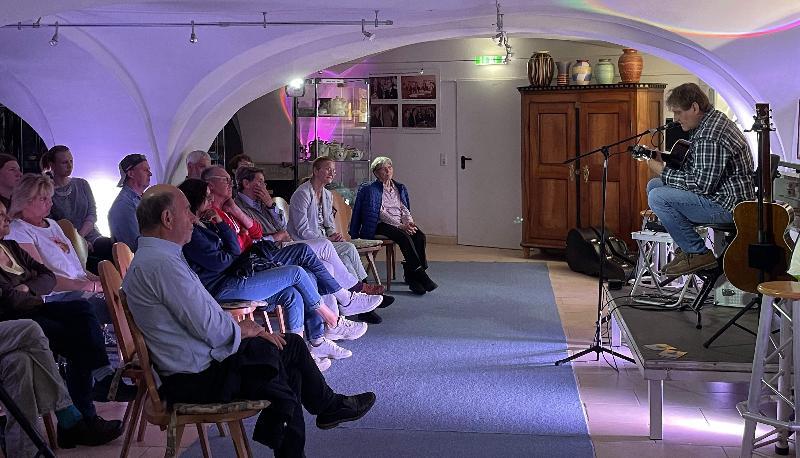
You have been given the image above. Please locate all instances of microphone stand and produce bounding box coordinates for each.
[555,126,666,366]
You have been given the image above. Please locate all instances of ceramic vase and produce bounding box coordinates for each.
[618,48,643,83]
[595,58,614,84]
[571,59,592,85]
[527,51,555,87]
[555,61,571,86]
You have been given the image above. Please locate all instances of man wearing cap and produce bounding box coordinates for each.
[108,154,151,252]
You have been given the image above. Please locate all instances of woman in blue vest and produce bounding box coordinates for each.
[349,157,437,295]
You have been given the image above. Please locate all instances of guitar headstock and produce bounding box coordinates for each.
[748,103,774,133]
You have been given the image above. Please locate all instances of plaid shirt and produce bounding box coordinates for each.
[662,109,755,211]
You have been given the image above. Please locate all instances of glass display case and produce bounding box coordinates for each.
[293,78,371,203]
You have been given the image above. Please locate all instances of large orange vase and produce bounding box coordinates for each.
[618,48,643,83]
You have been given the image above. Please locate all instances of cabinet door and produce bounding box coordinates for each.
[523,99,578,248]
[579,101,631,237]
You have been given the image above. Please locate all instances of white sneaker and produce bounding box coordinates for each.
[313,355,332,372]
[308,338,352,360]
[338,292,383,316]
[325,317,368,341]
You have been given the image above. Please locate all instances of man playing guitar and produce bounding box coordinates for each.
[646,83,755,276]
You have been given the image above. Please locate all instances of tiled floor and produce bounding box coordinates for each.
[13,244,783,457]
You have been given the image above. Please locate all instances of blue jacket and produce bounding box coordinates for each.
[183,221,242,294]
[349,179,410,239]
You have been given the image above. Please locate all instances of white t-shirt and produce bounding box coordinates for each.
[7,218,88,282]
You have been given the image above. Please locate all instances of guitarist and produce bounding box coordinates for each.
[646,83,755,276]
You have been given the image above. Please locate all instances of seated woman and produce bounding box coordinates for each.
[0,201,130,443]
[5,174,109,323]
[40,145,113,273]
[350,156,437,295]
[0,153,23,210]
[178,179,363,367]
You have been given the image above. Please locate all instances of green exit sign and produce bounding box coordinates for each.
[474,55,505,65]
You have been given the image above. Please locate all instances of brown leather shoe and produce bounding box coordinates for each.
[662,249,717,276]
[361,283,385,295]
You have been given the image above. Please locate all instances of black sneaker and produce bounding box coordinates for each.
[377,295,394,308]
[354,311,382,324]
[92,374,138,402]
[418,271,438,292]
[316,392,376,430]
[57,415,123,448]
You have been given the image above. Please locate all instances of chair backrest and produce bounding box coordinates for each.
[112,242,134,278]
[119,289,166,415]
[56,219,88,268]
[98,260,137,364]
[330,190,353,242]
[274,196,289,221]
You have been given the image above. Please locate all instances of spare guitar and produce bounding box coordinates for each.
[724,103,794,294]
[629,138,692,169]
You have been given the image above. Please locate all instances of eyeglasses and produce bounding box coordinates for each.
[207,176,232,184]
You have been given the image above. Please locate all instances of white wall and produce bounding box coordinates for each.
[236,37,702,241]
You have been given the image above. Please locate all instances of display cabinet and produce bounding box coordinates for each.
[292,77,371,203]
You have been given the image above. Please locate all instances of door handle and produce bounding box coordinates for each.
[460,156,473,170]
[568,164,575,181]
[582,165,589,182]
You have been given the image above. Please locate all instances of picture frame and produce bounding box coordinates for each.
[370,104,399,128]
[401,75,437,100]
[369,76,398,100]
[401,103,436,129]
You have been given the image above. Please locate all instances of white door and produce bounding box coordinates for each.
[456,79,526,249]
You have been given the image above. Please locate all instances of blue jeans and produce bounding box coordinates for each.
[214,265,324,340]
[647,178,733,253]
[267,244,342,295]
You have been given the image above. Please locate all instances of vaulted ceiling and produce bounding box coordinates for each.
[1,1,799,183]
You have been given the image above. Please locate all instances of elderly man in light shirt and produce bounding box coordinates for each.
[121,184,375,457]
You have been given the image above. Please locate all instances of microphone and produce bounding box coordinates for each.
[647,121,680,134]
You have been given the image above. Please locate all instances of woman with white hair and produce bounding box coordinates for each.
[349,156,437,295]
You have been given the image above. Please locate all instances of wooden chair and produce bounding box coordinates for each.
[112,242,134,278]
[330,190,394,290]
[119,290,269,457]
[97,260,147,457]
[56,219,88,269]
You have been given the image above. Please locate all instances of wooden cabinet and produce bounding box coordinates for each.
[519,84,665,255]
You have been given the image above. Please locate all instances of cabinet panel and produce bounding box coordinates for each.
[528,178,575,246]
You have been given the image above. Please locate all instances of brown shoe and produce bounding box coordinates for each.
[662,249,717,276]
[361,283,385,295]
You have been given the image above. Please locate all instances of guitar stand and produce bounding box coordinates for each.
[679,263,725,330]
[703,294,760,348]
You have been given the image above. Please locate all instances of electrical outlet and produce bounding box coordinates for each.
[440,153,447,166]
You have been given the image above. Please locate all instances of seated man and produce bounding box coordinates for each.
[122,184,375,456]
[108,154,152,252]
[185,150,212,180]
[0,320,122,453]
[646,83,755,276]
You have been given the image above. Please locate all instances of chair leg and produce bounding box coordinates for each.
[216,422,226,437]
[259,309,272,333]
[389,245,396,280]
[121,385,145,457]
[137,403,149,441]
[365,252,382,286]
[276,305,286,333]
[226,420,249,457]
[196,423,212,458]
[240,420,253,457]
[42,411,57,451]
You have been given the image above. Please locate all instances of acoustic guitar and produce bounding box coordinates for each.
[724,103,794,294]
[629,139,692,169]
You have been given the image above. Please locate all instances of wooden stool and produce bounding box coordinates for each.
[739,281,800,456]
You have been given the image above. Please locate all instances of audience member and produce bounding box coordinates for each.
[350,156,437,295]
[6,174,110,323]
[41,145,113,272]
[122,184,375,456]
[0,201,131,440]
[108,154,151,252]
[178,179,362,366]
[185,150,212,180]
[289,158,385,323]
[0,153,22,209]
[227,153,254,177]
[0,320,122,452]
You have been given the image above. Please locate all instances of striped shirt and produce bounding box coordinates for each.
[662,109,755,211]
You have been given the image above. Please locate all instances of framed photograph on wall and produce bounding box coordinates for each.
[369,76,398,100]
[401,75,437,99]
[370,104,399,128]
[402,103,436,129]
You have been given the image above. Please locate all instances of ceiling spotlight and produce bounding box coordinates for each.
[361,19,374,41]
[49,21,59,46]
[189,20,198,43]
